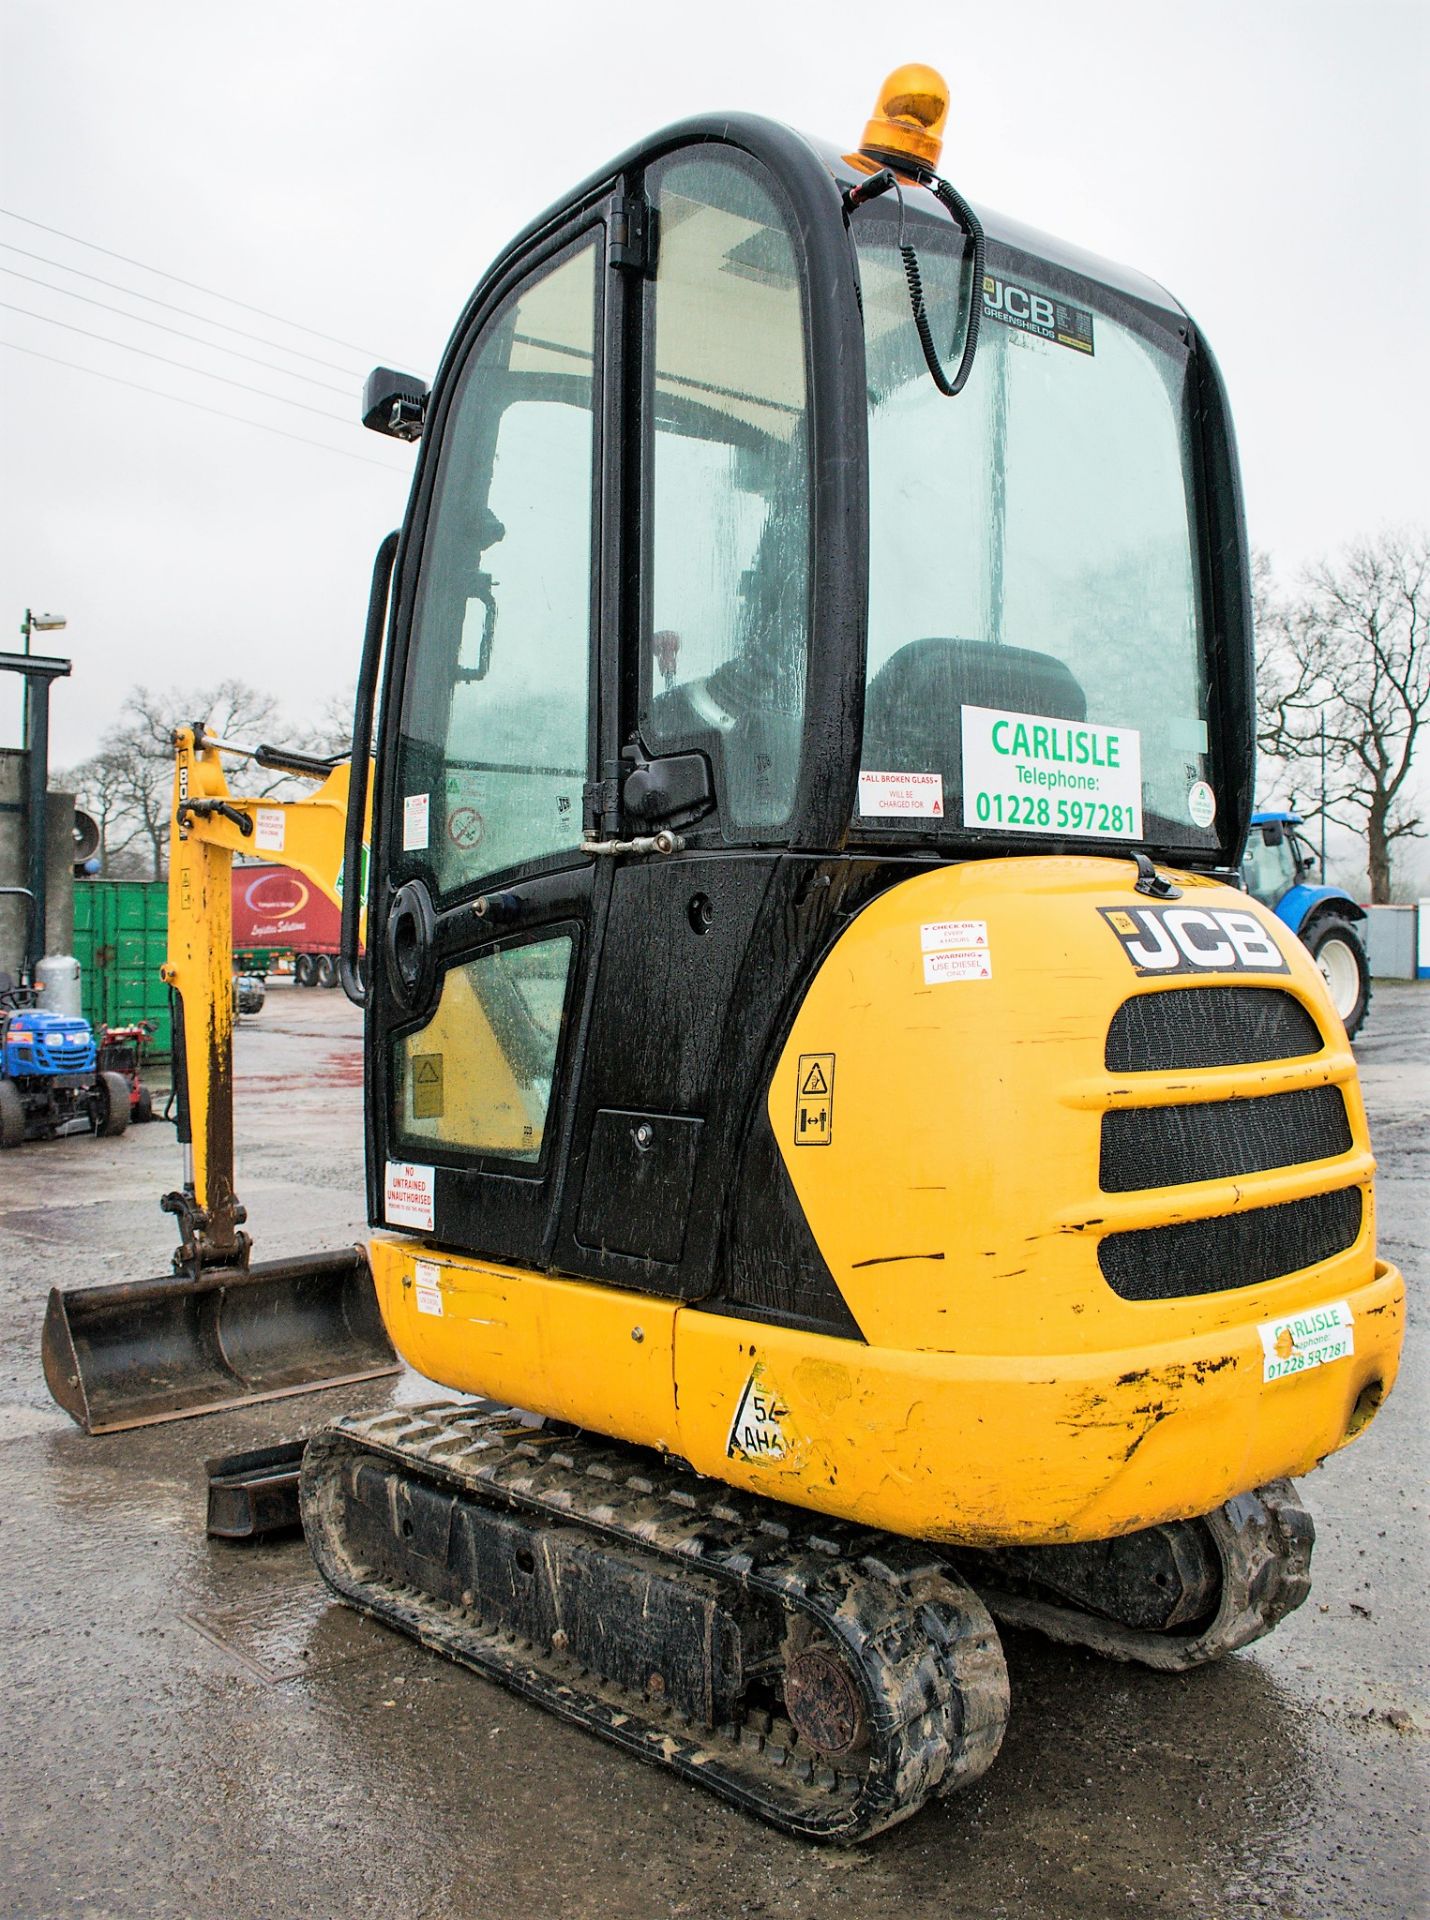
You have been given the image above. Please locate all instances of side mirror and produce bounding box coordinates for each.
[1261,821,1284,847]
[362,367,429,441]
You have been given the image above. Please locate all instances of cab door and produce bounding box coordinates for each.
[369,215,620,1269]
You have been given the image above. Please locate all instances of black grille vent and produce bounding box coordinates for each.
[1098,1188,1363,1301]
[1101,1087,1352,1193]
[1106,988,1322,1073]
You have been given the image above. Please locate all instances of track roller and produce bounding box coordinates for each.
[950,1479,1314,1671]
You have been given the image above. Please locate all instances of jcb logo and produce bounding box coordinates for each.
[984,275,1055,331]
[1099,904,1289,976]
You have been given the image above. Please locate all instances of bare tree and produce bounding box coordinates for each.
[70,680,294,879]
[1257,530,1429,902]
[296,681,357,761]
[60,748,145,876]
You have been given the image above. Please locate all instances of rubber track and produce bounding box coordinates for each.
[964,1479,1315,1671]
[302,1403,1008,1841]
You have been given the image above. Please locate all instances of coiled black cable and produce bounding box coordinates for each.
[899,174,985,398]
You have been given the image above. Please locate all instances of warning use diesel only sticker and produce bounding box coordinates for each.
[413,1258,443,1316]
[920,919,991,984]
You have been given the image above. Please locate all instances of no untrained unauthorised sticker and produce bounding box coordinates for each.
[385,1159,435,1231]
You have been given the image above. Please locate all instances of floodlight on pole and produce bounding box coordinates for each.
[18,610,67,747]
[21,608,68,650]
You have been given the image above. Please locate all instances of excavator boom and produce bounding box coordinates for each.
[41,727,396,1433]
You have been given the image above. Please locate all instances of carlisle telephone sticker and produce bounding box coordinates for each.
[402,792,430,851]
[1259,1301,1354,1383]
[961,706,1142,838]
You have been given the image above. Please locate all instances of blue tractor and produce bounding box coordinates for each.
[0,980,131,1148]
[1242,811,1371,1038]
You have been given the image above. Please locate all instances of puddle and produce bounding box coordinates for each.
[182,1577,388,1684]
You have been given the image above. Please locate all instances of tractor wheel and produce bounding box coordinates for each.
[295,953,316,988]
[1306,917,1371,1039]
[133,1084,154,1124]
[316,954,339,989]
[95,1071,131,1137]
[0,1079,25,1149]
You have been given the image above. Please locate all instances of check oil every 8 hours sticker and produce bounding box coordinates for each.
[961,705,1142,838]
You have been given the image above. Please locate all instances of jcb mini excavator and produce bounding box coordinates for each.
[50,65,1405,1840]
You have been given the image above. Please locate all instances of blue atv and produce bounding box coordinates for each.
[0,980,130,1148]
[1242,811,1371,1038]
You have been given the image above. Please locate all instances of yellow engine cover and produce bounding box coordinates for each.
[370,856,1403,1548]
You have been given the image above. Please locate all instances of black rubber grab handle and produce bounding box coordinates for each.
[340,530,399,1006]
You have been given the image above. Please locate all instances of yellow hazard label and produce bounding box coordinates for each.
[412,1053,444,1119]
[794,1052,834,1146]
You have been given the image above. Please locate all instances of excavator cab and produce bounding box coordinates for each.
[363,113,1245,1284]
[304,71,1403,1840]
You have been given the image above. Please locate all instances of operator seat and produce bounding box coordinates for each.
[860,636,1087,808]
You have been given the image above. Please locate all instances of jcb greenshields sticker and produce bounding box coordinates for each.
[982,274,1095,354]
[1100,904,1289,975]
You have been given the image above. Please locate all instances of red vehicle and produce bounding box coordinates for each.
[231,862,344,988]
[96,1020,157,1122]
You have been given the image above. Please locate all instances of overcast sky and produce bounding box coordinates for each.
[1,0,1426,772]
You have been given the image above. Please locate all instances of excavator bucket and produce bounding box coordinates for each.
[41,1246,398,1434]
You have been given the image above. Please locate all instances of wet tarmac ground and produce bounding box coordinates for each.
[1,981,1425,1920]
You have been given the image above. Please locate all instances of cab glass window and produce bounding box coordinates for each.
[641,153,811,836]
[394,240,598,895]
[852,199,1215,853]
[1243,826,1299,908]
[392,933,575,1162]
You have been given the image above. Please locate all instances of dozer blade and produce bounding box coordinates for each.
[41,1246,399,1434]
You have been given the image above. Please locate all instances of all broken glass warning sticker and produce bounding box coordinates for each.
[982,273,1094,355]
[858,770,944,818]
